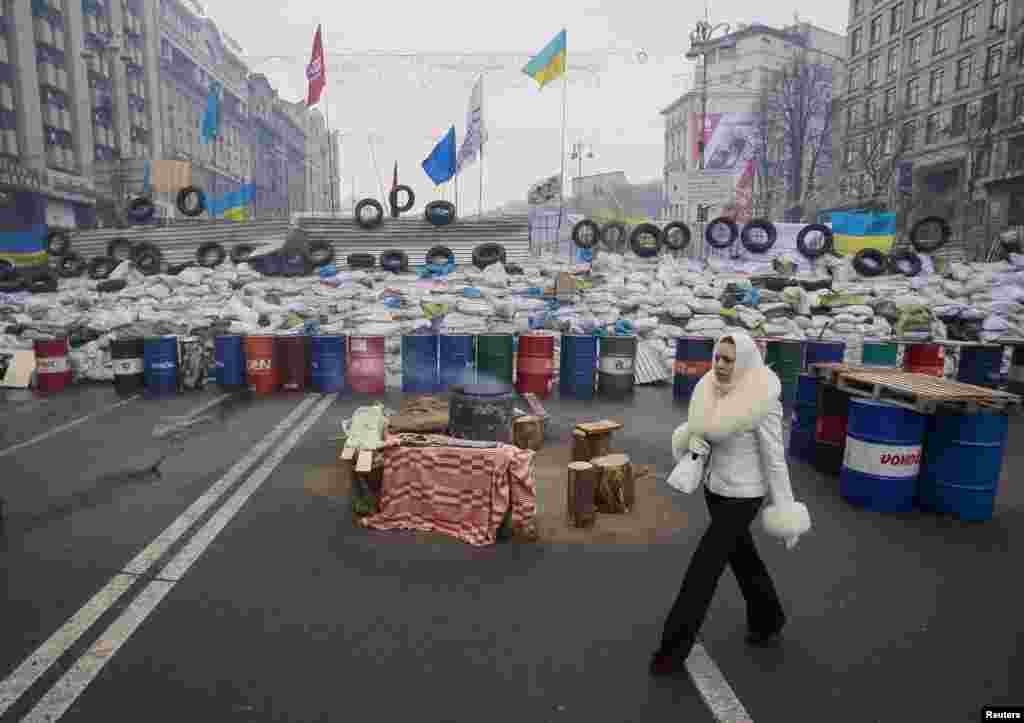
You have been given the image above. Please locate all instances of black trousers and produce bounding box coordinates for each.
[657,487,785,658]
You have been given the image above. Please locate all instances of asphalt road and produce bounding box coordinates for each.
[0,383,1020,722]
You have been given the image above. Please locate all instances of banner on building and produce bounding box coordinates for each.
[688,111,758,222]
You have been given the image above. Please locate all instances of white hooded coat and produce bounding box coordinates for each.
[671,331,811,541]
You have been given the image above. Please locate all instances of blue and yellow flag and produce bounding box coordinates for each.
[0,224,48,267]
[522,29,566,89]
[209,183,255,220]
[831,211,897,256]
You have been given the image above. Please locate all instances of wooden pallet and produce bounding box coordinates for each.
[809,363,905,386]
[831,370,1022,414]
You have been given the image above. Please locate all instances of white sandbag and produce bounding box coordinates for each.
[686,316,726,332]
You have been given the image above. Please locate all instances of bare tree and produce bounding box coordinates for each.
[754,49,838,220]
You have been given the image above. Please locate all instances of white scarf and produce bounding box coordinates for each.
[686,331,781,443]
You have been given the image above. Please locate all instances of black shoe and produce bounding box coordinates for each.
[649,652,687,676]
[744,628,783,646]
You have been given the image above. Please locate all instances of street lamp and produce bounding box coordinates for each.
[686,19,731,170]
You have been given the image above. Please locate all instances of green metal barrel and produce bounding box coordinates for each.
[861,340,899,367]
[475,333,515,384]
[764,338,804,408]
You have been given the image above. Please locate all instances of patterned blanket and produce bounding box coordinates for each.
[360,443,537,546]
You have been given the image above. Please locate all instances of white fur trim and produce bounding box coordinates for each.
[761,501,811,539]
[687,365,782,443]
[672,423,691,462]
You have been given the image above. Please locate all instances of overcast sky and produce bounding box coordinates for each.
[205,0,847,213]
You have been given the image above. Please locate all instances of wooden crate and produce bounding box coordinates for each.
[831,370,1022,414]
[809,362,905,386]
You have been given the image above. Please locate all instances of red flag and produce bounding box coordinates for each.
[305,25,326,106]
[391,162,398,191]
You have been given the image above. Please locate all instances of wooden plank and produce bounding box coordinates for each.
[575,420,623,434]
[355,450,373,473]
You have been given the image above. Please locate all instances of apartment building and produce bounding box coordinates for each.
[839,0,1024,241]
[0,0,339,231]
[660,21,845,225]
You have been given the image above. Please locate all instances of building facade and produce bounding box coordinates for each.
[0,0,339,232]
[838,0,1024,250]
[660,22,845,225]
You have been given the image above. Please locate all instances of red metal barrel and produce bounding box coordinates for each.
[515,334,555,398]
[33,338,72,394]
[245,335,278,394]
[348,335,385,394]
[905,343,944,377]
[275,335,308,392]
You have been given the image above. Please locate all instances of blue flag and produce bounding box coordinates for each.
[422,127,457,186]
[201,80,222,144]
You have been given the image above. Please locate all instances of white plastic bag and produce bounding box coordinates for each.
[665,438,710,495]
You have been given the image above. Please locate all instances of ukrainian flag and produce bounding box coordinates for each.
[831,211,897,256]
[523,29,567,89]
[0,224,48,267]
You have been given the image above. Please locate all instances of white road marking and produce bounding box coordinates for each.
[20,393,337,722]
[0,395,140,458]
[687,642,753,722]
[0,393,322,717]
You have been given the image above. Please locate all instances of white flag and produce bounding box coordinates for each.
[456,76,487,173]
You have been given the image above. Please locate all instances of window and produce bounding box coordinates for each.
[883,126,895,154]
[871,15,883,45]
[936,0,948,7]
[934,22,948,55]
[930,68,945,103]
[888,46,899,76]
[890,2,904,34]
[848,105,860,128]
[868,56,880,85]
[951,102,967,134]
[854,0,863,15]
[926,112,940,144]
[961,6,977,41]
[906,76,921,107]
[885,87,897,116]
[980,92,998,127]
[909,34,922,65]
[851,28,863,56]
[902,119,917,149]
[985,45,1003,80]
[912,0,925,21]
[865,95,877,123]
[849,65,862,92]
[991,0,1007,31]
[1014,85,1024,119]
[956,55,972,89]
[974,147,991,177]
[844,142,856,166]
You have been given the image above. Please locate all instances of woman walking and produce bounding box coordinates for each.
[652,331,811,676]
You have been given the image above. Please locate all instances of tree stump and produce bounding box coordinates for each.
[591,453,632,514]
[567,461,598,528]
[571,420,623,462]
[514,415,544,450]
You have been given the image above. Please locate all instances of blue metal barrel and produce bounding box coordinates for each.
[804,340,845,371]
[840,399,926,513]
[559,333,597,399]
[917,411,1008,522]
[439,334,475,390]
[143,335,179,396]
[310,335,346,393]
[788,374,819,463]
[956,345,1002,388]
[673,336,713,401]
[402,333,439,393]
[215,335,246,388]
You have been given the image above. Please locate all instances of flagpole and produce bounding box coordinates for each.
[478,74,485,217]
[321,23,336,214]
[558,57,568,257]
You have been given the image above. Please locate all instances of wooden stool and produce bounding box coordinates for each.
[572,419,623,462]
[567,461,598,528]
[591,453,633,514]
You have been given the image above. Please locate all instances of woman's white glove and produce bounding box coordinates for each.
[688,436,711,457]
[784,535,800,550]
